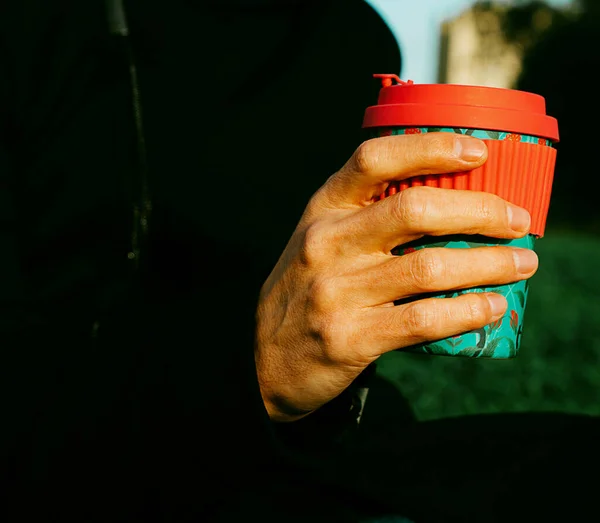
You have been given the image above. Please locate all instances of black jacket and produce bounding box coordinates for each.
[0,1,400,521]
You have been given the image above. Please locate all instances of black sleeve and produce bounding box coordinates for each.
[0,1,137,340]
[0,3,152,521]
[0,1,401,521]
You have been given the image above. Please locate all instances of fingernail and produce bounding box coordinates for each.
[507,204,531,232]
[513,248,538,275]
[485,293,507,320]
[455,137,487,162]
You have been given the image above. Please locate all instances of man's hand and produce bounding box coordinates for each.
[255,133,538,422]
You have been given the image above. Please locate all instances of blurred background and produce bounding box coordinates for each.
[363,0,600,421]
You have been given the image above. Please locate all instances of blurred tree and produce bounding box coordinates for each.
[500,1,569,51]
[578,0,600,16]
[502,0,600,232]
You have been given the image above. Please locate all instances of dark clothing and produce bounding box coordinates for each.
[1,2,600,522]
[0,1,400,521]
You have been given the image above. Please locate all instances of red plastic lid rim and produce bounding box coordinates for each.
[363,76,560,143]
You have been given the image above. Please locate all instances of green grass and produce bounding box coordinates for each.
[376,231,600,421]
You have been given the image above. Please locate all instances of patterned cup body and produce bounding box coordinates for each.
[376,127,554,359]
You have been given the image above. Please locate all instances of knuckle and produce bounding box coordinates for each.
[300,222,329,267]
[403,301,439,338]
[395,187,429,229]
[310,312,349,362]
[473,193,502,225]
[403,132,460,174]
[464,295,490,325]
[505,248,521,274]
[409,249,444,292]
[354,138,381,174]
[424,132,456,157]
[309,276,340,313]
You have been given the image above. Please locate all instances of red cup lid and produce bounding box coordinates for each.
[363,74,559,142]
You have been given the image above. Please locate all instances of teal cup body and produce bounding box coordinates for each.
[363,77,559,358]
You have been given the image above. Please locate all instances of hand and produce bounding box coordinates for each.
[255,133,538,422]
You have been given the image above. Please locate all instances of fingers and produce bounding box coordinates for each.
[342,246,538,306]
[336,186,531,254]
[363,292,508,357]
[314,133,488,209]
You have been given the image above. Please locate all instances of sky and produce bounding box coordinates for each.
[365,0,575,84]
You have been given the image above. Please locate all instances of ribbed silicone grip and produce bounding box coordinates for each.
[380,140,557,237]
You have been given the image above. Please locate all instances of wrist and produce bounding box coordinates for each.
[268,365,378,451]
[259,386,315,423]
[263,400,313,423]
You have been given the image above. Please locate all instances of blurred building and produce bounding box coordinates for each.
[437,2,572,88]
[438,3,522,88]
[438,1,569,89]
